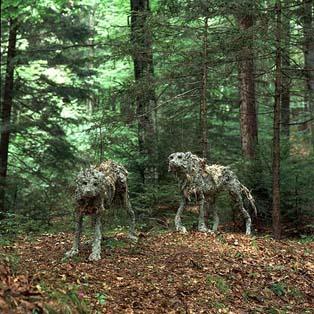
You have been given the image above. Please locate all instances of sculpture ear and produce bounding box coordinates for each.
[185,152,192,158]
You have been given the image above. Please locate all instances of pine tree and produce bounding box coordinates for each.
[0,18,17,213]
[130,0,158,184]
[237,2,258,159]
[272,1,282,239]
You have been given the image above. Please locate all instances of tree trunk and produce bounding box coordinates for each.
[130,0,158,184]
[281,1,290,139]
[238,12,258,159]
[200,16,209,160]
[86,4,97,113]
[303,0,314,149]
[0,18,17,214]
[272,2,282,240]
[200,16,210,225]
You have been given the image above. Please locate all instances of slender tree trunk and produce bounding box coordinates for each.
[130,0,157,184]
[86,5,96,113]
[238,12,258,159]
[272,2,282,240]
[303,0,314,149]
[200,16,209,160]
[0,19,17,214]
[200,16,210,225]
[281,1,290,139]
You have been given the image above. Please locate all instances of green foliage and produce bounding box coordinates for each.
[269,282,286,297]
[0,212,46,236]
[104,237,127,250]
[0,251,20,274]
[41,284,91,314]
[212,301,226,310]
[233,146,314,229]
[280,155,314,228]
[206,275,230,295]
[1,0,92,222]
[298,235,314,244]
[95,292,107,305]
[1,0,313,237]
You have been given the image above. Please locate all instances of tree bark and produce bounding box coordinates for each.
[200,16,209,160]
[238,12,258,159]
[0,18,17,213]
[130,0,158,184]
[86,3,97,113]
[272,2,282,240]
[281,1,290,139]
[303,0,314,149]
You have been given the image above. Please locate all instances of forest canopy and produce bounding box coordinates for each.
[1,0,314,237]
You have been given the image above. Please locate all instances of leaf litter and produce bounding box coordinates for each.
[0,231,313,313]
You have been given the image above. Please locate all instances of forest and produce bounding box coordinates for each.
[1,0,313,313]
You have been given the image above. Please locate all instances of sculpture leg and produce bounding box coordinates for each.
[89,213,102,261]
[89,199,103,261]
[241,206,252,235]
[175,197,187,233]
[198,195,208,232]
[65,211,83,258]
[204,197,218,233]
[230,191,252,235]
[210,197,219,232]
[124,191,138,242]
[212,208,219,232]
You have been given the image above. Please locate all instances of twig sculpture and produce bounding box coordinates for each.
[65,160,137,261]
[168,152,257,235]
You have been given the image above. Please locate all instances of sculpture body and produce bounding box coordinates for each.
[168,152,257,235]
[65,160,137,261]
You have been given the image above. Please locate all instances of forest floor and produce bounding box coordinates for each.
[0,229,313,314]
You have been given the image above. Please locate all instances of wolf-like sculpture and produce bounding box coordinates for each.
[168,152,257,235]
[65,160,137,261]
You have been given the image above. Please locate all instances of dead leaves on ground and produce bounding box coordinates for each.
[0,262,43,313]
[0,232,313,313]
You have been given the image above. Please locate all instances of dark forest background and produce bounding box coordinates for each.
[1,0,314,239]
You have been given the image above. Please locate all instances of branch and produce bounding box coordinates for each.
[283,118,314,126]
[136,88,198,118]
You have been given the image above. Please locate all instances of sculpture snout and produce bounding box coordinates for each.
[168,161,177,172]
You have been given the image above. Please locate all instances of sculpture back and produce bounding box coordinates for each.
[74,160,129,214]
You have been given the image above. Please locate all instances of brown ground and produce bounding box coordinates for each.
[1,231,313,313]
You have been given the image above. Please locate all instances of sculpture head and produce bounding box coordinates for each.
[168,152,193,174]
[74,166,106,201]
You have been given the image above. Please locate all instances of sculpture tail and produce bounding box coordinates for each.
[241,184,257,216]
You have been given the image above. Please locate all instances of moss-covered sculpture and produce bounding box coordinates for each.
[168,152,257,235]
[65,160,137,261]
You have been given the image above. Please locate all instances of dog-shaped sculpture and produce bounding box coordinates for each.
[65,160,137,261]
[168,152,257,235]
